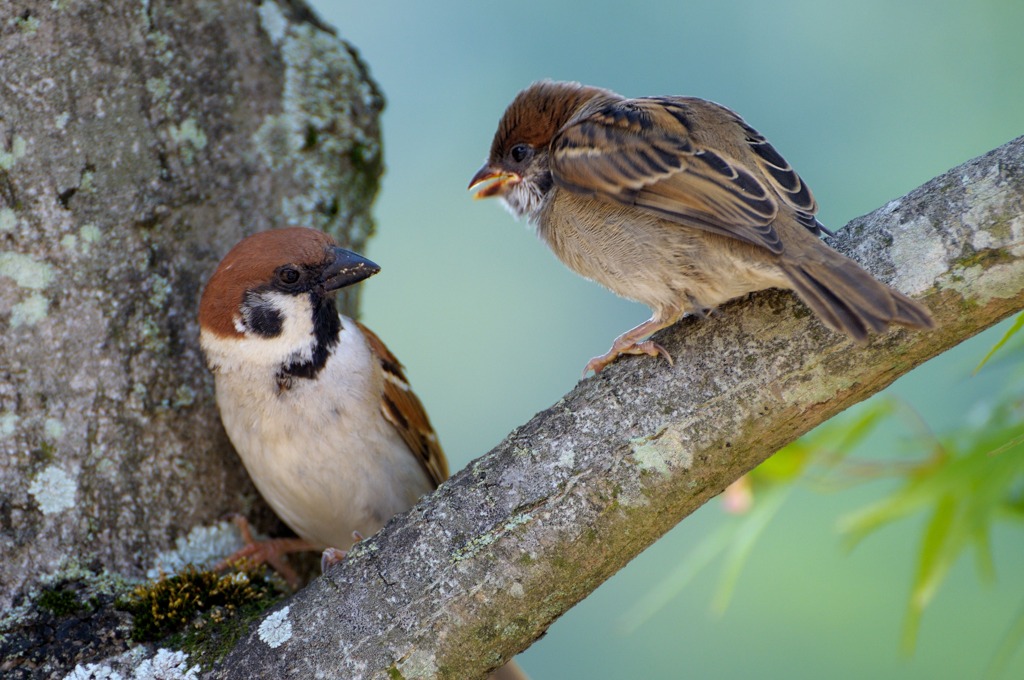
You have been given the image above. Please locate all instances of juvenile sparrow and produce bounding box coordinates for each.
[470,80,934,374]
[198,228,526,680]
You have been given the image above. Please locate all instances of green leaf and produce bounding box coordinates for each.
[711,485,791,615]
[902,495,957,653]
[986,596,1024,679]
[619,484,793,630]
[975,312,1024,374]
[840,405,1024,652]
[618,522,734,633]
[754,398,895,485]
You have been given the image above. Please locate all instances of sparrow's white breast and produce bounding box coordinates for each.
[202,316,434,550]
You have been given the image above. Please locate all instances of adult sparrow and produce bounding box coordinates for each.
[470,80,934,374]
[199,227,446,563]
[198,228,526,680]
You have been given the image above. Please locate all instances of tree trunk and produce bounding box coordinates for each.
[0,0,380,666]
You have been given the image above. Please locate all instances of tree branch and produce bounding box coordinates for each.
[218,137,1024,679]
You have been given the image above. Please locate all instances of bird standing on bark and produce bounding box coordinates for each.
[470,80,933,374]
[199,228,445,563]
[198,227,526,680]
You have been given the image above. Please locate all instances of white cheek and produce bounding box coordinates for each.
[502,181,546,222]
[202,292,317,371]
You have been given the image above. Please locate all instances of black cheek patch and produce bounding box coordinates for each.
[242,293,284,338]
[534,170,554,195]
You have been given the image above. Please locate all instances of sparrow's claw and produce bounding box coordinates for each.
[583,339,674,376]
[581,313,680,376]
[631,340,674,365]
[214,514,315,589]
[583,351,616,376]
[321,547,347,572]
[320,531,366,572]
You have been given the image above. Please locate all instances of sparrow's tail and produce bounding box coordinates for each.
[779,249,934,342]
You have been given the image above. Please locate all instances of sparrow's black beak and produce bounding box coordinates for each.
[320,247,380,291]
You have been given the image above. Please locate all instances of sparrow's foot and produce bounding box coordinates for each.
[320,531,366,573]
[584,340,673,375]
[583,315,679,376]
[215,513,316,588]
[321,547,347,572]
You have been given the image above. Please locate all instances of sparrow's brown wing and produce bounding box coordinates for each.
[730,113,826,235]
[550,96,822,254]
[355,321,449,488]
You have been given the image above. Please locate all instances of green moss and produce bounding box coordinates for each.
[348,141,380,174]
[118,565,284,646]
[12,15,41,33]
[31,437,55,459]
[36,586,82,616]
[303,124,319,150]
[956,247,1013,270]
[172,588,284,667]
[387,667,405,680]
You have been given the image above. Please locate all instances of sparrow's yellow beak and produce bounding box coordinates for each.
[468,164,520,199]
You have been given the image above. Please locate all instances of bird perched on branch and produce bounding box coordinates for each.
[198,227,526,680]
[199,228,445,566]
[470,80,934,374]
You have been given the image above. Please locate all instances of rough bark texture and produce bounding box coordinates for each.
[0,0,381,666]
[216,136,1024,679]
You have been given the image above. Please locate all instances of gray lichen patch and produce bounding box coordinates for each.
[941,257,1024,306]
[1,252,56,327]
[252,19,384,243]
[0,207,18,231]
[0,252,56,289]
[0,134,27,169]
[1,412,18,438]
[396,647,439,679]
[44,417,65,439]
[257,605,292,648]
[10,292,50,327]
[27,464,78,514]
[890,214,948,295]
[146,521,246,579]
[61,647,202,680]
[167,118,209,165]
[258,0,288,45]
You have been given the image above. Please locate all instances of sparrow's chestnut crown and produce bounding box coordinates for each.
[199,227,379,339]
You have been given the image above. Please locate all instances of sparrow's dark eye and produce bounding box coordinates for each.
[509,143,532,163]
[277,266,302,286]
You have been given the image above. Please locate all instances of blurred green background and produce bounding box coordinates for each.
[311,1,1024,677]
